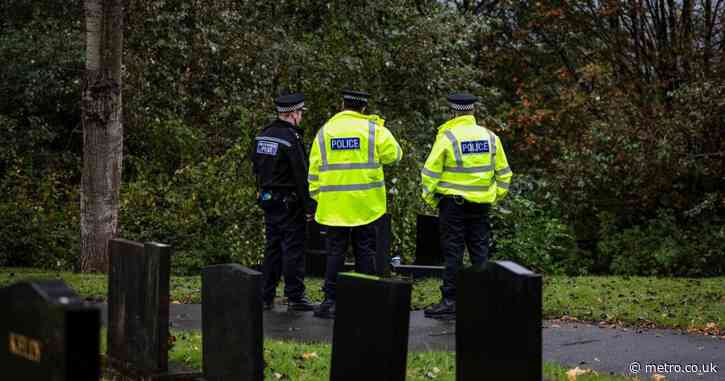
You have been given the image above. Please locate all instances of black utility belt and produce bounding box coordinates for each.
[439,195,490,207]
[259,189,297,202]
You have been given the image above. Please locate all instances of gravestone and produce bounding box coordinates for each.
[457,261,542,381]
[414,214,443,266]
[305,220,328,277]
[200,264,263,381]
[0,280,100,381]
[106,238,200,380]
[307,213,392,277]
[330,273,411,381]
[373,213,392,276]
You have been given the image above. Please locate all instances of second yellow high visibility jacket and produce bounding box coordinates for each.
[421,115,512,208]
[309,111,402,227]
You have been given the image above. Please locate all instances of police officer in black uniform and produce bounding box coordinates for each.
[251,93,316,311]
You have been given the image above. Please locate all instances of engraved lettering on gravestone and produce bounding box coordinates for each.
[8,332,42,362]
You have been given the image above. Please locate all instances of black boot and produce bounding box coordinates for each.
[288,296,317,311]
[313,298,336,319]
[424,298,456,319]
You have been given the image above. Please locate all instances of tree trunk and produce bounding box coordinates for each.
[80,0,124,273]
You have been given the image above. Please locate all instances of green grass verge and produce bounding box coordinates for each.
[2,267,723,331]
[166,330,634,381]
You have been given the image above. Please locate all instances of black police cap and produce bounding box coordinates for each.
[342,89,370,105]
[447,92,478,111]
[275,93,305,113]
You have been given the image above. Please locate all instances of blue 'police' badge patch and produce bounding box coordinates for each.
[256,140,279,156]
[331,137,361,150]
[461,140,489,154]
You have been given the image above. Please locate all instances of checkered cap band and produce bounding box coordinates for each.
[276,102,304,113]
[449,102,474,111]
[343,94,369,103]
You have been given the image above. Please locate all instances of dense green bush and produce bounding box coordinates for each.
[2,0,723,276]
[119,135,264,275]
[0,165,79,270]
[489,176,578,275]
[598,209,725,277]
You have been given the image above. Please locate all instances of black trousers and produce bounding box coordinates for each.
[261,199,306,302]
[438,197,491,300]
[322,223,377,300]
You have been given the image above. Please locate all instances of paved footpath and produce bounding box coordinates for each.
[98,304,724,380]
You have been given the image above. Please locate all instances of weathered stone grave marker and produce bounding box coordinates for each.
[415,214,443,266]
[106,238,200,380]
[330,273,412,381]
[457,261,542,381]
[0,280,100,381]
[200,264,263,381]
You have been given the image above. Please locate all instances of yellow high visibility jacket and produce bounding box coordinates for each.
[309,111,402,226]
[421,115,512,208]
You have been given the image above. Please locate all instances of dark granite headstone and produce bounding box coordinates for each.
[373,213,392,276]
[415,214,443,266]
[201,264,263,381]
[307,214,392,277]
[457,261,542,381]
[330,273,411,381]
[106,238,200,380]
[0,280,100,381]
[305,220,328,277]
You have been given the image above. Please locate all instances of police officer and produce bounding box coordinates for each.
[308,90,402,318]
[251,93,316,311]
[420,93,513,319]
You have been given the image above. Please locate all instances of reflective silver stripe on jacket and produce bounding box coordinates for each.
[444,130,463,167]
[497,182,510,190]
[308,174,319,182]
[367,120,376,164]
[310,189,319,197]
[318,121,378,172]
[444,164,494,173]
[437,182,490,192]
[421,167,441,179]
[255,136,291,147]
[496,167,512,176]
[324,163,381,170]
[317,128,327,164]
[318,181,385,192]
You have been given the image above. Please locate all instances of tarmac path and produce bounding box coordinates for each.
[98,304,724,380]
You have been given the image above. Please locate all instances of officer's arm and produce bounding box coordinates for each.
[421,136,447,208]
[287,135,314,212]
[308,131,322,202]
[249,138,259,176]
[376,125,402,165]
[493,134,513,201]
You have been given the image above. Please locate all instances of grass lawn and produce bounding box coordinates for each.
[1,267,723,332]
[164,330,636,381]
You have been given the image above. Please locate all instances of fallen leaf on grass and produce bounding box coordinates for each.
[273,372,283,379]
[566,367,594,380]
[301,351,318,360]
[651,374,666,380]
